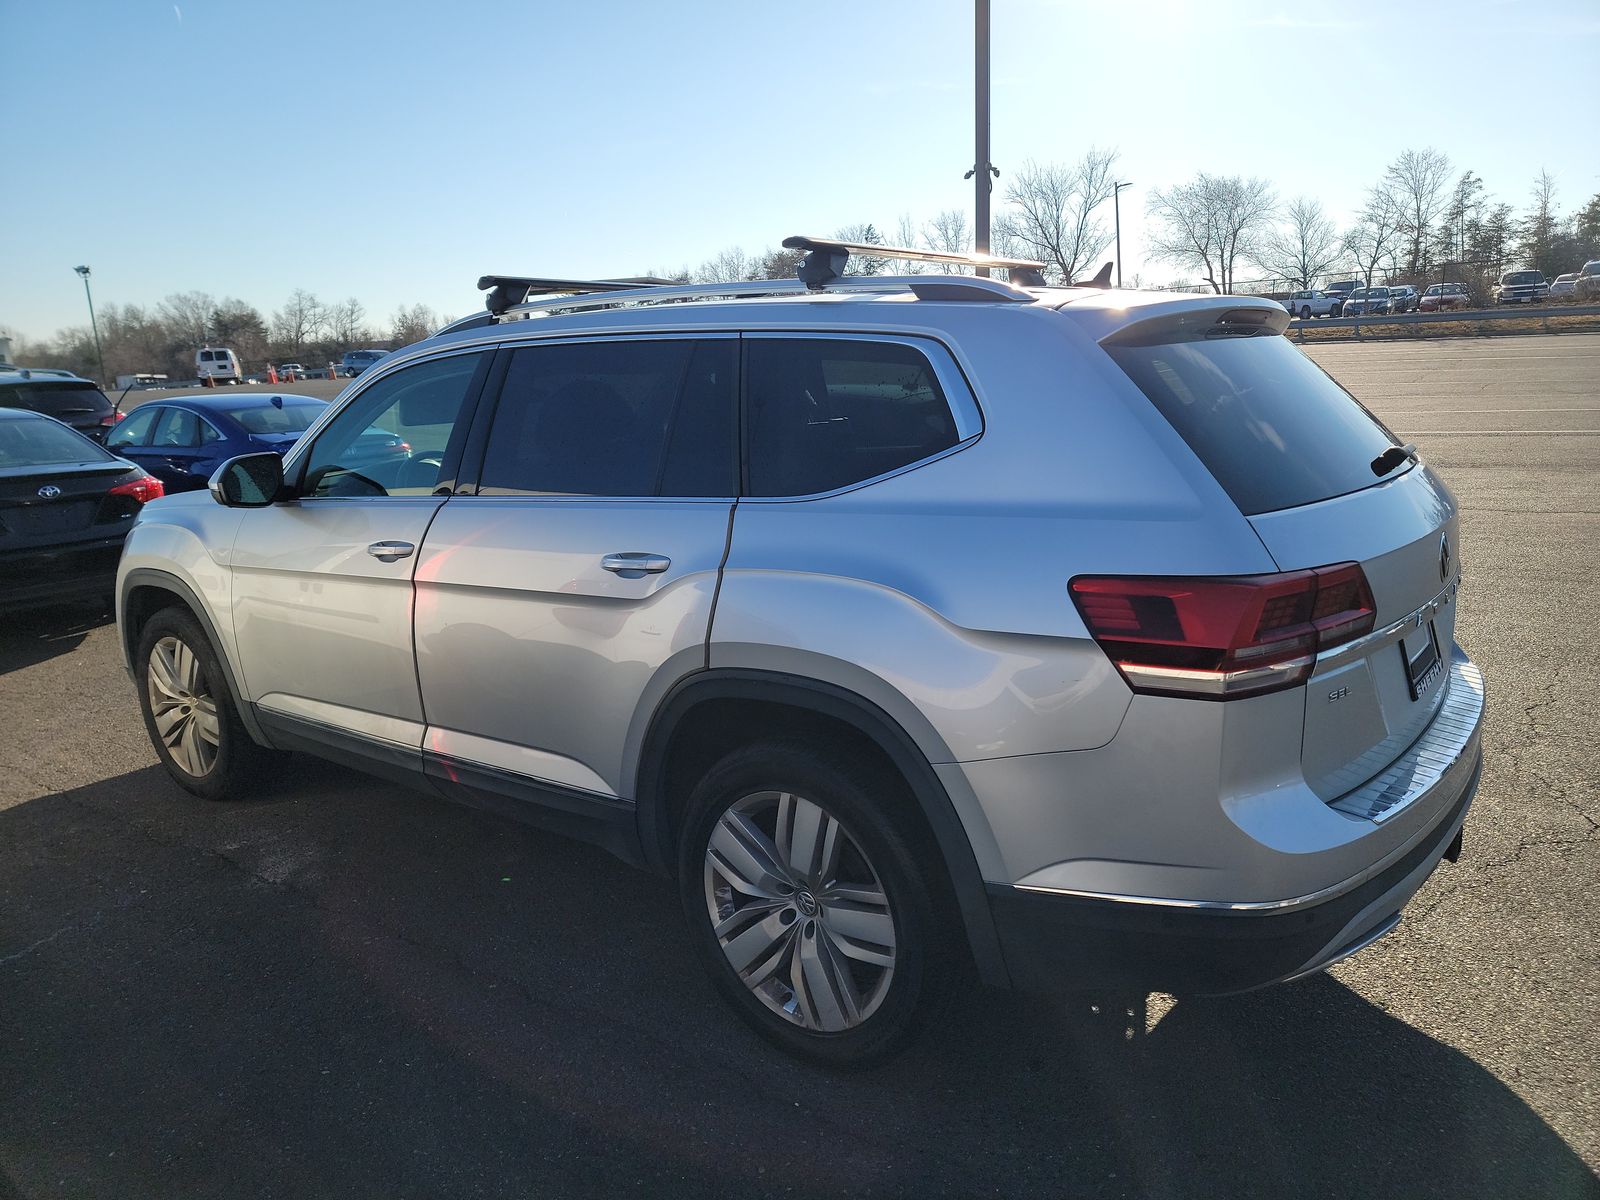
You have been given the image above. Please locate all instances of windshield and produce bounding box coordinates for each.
[1104,333,1399,516]
[1425,286,1441,295]
[1503,271,1542,284]
[0,416,116,467]
[1350,289,1369,299]
[225,401,326,435]
[1370,288,1390,297]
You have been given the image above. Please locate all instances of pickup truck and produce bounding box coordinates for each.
[1281,289,1341,318]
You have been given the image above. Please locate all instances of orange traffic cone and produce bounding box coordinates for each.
[268,365,278,384]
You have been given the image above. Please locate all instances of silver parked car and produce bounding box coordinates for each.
[116,237,1484,1066]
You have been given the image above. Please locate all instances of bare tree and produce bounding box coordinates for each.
[834,223,889,275]
[1259,197,1342,288]
[1520,169,1560,276]
[890,214,927,273]
[327,297,368,347]
[1437,170,1484,266]
[693,247,756,283]
[157,291,217,347]
[389,304,437,348]
[995,149,1119,282]
[1343,188,1405,287]
[1146,173,1276,294]
[271,289,327,356]
[1383,148,1452,278]
[924,209,971,254]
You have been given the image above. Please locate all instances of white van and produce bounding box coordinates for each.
[195,347,243,384]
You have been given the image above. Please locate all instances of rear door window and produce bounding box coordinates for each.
[744,337,961,497]
[107,405,160,448]
[154,407,201,447]
[1104,333,1399,516]
[477,337,736,497]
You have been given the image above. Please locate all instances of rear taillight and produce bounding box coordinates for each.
[109,474,165,505]
[100,411,126,427]
[1069,563,1376,700]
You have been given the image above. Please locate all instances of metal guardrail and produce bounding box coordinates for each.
[1289,303,1600,339]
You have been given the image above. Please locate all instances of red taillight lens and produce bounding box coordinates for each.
[101,411,126,427]
[1070,563,1376,700]
[109,473,165,505]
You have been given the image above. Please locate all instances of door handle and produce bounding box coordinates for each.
[601,552,671,576]
[367,540,415,563]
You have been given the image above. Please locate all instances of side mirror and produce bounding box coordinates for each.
[209,452,284,508]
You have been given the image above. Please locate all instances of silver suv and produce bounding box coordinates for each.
[117,237,1484,1066]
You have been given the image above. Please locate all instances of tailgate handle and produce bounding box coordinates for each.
[602,552,670,576]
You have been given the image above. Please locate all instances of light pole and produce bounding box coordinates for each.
[964,0,999,275]
[74,265,106,385]
[1113,181,1133,288]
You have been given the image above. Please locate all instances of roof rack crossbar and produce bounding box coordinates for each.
[489,274,1034,321]
[478,274,680,315]
[782,234,1050,289]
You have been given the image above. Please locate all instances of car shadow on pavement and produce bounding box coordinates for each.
[0,601,114,677]
[1,761,1594,1199]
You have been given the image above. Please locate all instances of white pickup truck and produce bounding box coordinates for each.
[1281,289,1341,318]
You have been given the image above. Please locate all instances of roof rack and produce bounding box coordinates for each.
[483,274,1036,322]
[478,274,681,315]
[782,234,1050,289]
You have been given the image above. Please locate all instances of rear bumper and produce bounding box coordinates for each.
[1,536,125,612]
[987,752,1478,994]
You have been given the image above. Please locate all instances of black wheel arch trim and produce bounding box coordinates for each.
[635,668,1011,987]
[119,567,269,746]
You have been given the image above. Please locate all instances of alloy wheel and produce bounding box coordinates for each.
[704,790,897,1033]
[146,635,220,777]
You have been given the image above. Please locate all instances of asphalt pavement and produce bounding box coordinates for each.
[2,334,1597,1199]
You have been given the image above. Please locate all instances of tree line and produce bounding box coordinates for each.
[8,145,1596,385]
[648,147,1597,301]
[3,293,449,386]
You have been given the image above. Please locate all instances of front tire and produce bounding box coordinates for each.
[678,740,952,1068]
[135,607,268,800]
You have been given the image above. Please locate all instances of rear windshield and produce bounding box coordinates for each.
[3,383,113,418]
[0,416,115,467]
[225,401,325,434]
[1104,334,1400,516]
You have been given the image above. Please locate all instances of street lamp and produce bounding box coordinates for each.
[73,265,106,386]
[1113,181,1134,288]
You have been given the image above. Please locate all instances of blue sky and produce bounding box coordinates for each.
[3,0,1596,339]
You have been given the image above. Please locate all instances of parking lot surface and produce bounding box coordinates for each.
[3,335,1597,1199]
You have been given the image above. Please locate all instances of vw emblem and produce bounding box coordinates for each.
[36,484,62,500]
[795,890,820,918]
[1439,533,1452,581]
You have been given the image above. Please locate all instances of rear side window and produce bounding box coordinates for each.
[478,338,736,497]
[1104,334,1399,516]
[154,408,200,448]
[745,338,960,497]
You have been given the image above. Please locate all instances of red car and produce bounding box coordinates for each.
[1420,283,1472,312]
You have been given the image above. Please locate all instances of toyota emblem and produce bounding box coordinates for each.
[36,484,62,500]
[1439,533,1452,581]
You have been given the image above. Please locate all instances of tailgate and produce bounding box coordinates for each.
[1249,463,1462,801]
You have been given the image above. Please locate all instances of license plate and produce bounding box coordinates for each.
[1400,619,1443,700]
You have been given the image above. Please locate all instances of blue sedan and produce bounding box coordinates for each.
[105,393,329,493]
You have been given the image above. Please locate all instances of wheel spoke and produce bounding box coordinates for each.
[782,795,834,882]
[709,811,792,899]
[192,697,221,746]
[176,720,200,774]
[712,897,784,941]
[795,927,859,1032]
[720,908,795,977]
[821,900,895,952]
[152,702,186,739]
[149,645,184,702]
[175,641,202,695]
[823,924,895,969]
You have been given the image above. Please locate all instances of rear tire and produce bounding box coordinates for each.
[677,739,954,1068]
[135,607,271,800]
[1299,305,1311,319]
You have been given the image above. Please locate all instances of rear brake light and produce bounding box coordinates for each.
[1070,563,1376,700]
[100,411,126,426]
[109,474,165,505]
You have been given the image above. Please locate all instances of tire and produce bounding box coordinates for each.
[677,739,954,1068]
[135,606,269,800]
[1299,305,1311,319]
